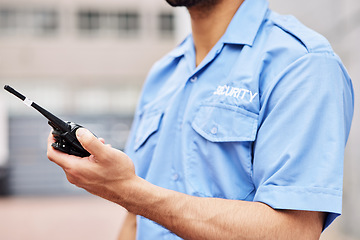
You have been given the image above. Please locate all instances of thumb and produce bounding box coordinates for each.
[76,128,106,157]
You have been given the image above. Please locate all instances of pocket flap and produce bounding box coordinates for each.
[191,104,258,142]
[134,111,163,151]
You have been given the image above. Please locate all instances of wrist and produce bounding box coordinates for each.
[117,176,168,216]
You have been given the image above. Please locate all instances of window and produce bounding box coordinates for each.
[114,12,139,33]
[78,10,101,32]
[0,7,59,36]
[77,9,140,36]
[32,9,58,35]
[0,8,18,33]
[158,12,175,37]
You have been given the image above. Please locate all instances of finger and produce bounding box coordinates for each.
[76,128,109,158]
[47,130,57,151]
[99,138,105,144]
[47,129,80,169]
[47,138,79,170]
[47,129,55,142]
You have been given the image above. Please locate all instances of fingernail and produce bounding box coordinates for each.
[76,128,88,138]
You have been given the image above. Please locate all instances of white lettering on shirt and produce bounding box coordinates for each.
[249,91,258,102]
[213,85,258,103]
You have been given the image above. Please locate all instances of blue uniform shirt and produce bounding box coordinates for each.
[125,0,354,238]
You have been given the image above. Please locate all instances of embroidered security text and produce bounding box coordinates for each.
[213,85,258,102]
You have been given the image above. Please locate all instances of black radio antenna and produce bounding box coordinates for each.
[4,85,69,132]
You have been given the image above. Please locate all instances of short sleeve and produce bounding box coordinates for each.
[252,53,354,229]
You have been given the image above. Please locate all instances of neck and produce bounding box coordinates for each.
[188,0,244,66]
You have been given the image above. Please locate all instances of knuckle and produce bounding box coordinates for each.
[67,175,77,185]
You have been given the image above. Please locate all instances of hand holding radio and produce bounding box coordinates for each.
[47,125,136,202]
[4,85,137,205]
[4,85,93,157]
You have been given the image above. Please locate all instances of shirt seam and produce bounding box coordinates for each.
[257,185,342,196]
[260,52,338,104]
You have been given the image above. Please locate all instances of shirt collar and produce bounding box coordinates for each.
[168,35,194,58]
[222,0,269,46]
[168,0,269,58]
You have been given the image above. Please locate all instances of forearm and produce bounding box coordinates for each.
[115,177,323,240]
[47,130,324,239]
[118,212,136,240]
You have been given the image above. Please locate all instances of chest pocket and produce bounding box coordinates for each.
[132,110,164,178]
[186,103,258,200]
[134,110,163,152]
[191,103,258,142]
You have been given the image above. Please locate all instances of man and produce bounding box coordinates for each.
[47,0,354,239]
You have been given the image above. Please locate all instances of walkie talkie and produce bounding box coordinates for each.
[4,85,92,157]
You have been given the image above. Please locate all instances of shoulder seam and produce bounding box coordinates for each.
[267,12,333,54]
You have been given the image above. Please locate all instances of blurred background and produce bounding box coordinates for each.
[0,0,359,239]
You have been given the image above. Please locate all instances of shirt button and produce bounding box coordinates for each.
[211,126,218,134]
[172,173,179,181]
[190,76,197,83]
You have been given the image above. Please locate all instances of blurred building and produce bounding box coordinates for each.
[0,0,182,195]
[0,0,180,116]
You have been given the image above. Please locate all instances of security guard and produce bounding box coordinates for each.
[48,0,354,239]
